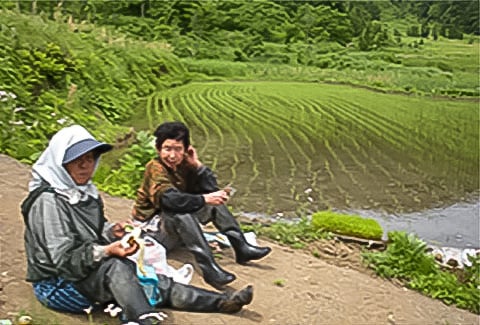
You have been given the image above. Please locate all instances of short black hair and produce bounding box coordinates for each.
[153,121,190,150]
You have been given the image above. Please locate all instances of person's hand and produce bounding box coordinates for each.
[111,220,134,238]
[105,240,138,257]
[184,145,202,169]
[203,190,229,206]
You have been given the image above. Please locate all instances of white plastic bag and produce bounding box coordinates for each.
[128,235,194,285]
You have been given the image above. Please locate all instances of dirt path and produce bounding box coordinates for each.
[0,154,478,324]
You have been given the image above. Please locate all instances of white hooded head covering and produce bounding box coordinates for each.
[29,125,112,204]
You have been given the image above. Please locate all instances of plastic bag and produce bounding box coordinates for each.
[128,235,194,285]
[136,264,161,306]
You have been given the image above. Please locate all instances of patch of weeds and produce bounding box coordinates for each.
[362,231,480,314]
[241,217,330,249]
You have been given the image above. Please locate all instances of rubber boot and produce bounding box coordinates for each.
[218,285,254,313]
[224,229,272,264]
[210,205,272,264]
[157,275,253,314]
[164,213,236,289]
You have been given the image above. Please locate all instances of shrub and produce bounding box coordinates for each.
[97,131,156,198]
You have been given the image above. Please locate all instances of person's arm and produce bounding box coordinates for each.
[192,165,220,193]
[183,146,219,193]
[161,187,230,212]
[160,187,205,212]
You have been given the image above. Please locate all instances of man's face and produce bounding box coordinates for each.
[158,139,185,170]
[64,151,96,185]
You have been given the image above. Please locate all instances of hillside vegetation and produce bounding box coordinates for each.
[1,3,478,161]
[1,4,478,211]
[0,10,188,161]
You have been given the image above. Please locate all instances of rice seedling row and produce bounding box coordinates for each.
[206,88,267,192]
[210,85,308,209]
[301,99,390,184]
[182,91,226,170]
[201,86,273,205]
[177,93,211,158]
[208,87,297,212]
[338,98,428,154]
[196,87,241,183]
[325,100,410,156]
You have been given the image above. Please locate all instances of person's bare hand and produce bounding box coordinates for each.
[105,241,138,257]
[184,145,202,168]
[203,190,229,206]
[111,220,134,238]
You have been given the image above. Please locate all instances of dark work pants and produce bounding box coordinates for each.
[150,205,241,250]
[74,257,226,321]
[74,258,153,321]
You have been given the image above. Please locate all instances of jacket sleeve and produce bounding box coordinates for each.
[133,161,170,221]
[189,165,220,193]
[27,193,101,282]
[101,221,117,243]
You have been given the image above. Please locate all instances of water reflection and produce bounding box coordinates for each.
[340,199,480,249]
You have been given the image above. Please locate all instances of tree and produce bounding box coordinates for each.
[358,20,395,51]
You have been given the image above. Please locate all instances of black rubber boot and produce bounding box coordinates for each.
[218,285,254,313]
[157,275,253,314]
[224,229,272,264]
[210,205,272,264]
[165,213,236,289]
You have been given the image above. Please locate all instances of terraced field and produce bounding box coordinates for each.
[146,82,479,217]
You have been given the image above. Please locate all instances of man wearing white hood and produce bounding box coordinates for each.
[22,125,253,325]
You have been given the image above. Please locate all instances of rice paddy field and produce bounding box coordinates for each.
[145,81,479,217]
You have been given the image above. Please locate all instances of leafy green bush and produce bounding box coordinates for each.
[97,131,156,198]
[363,231,480,314]
[0,10,189,162]
[311,210,383,240]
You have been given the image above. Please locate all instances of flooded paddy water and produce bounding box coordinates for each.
[153,82,480,249]
[346,198,480,249]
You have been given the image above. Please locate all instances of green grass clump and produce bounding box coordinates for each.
[363,231,480,314]
[241,217,330,249]
[311,210,383,240]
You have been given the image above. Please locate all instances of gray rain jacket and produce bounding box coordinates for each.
[23,184,113,283]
